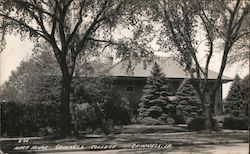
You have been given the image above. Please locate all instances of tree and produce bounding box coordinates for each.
[0,43,60,104]
[224,74,248,118]
[138,0,250,131]
[241,74,249,117]
[175,78,203,122]
[138,62,173,124]
[0,43,63,136]
[0,0,140,136]
[0,43,131,135]
[227,14,250,66]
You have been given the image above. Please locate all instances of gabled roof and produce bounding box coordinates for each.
[109,57,232,82]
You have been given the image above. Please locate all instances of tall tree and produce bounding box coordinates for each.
[175,78,203,122]
[0,0,140,136]
[138,0,249,131]
[138,62,173,124]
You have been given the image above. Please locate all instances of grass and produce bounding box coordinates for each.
[2,124,247,144]
[114,124,189,134]
[1,124,248,153]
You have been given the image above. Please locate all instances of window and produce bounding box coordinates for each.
[126,80,135,93]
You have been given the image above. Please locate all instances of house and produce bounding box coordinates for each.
[108,57,232,116]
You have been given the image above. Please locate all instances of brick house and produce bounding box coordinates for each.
[108,57,232,116]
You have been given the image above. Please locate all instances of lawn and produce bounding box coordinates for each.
[1,125,248,153]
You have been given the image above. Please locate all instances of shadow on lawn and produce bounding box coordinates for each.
[118,124,189,134]
[19,125,247,146]
[118,143,245,154]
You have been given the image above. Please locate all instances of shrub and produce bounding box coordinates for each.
[131,117,140,124]
[103,96,131,126]
[71,93,131,135]
[172,114,185,124]
[188,117,217,131]
[1,101,60,137]
[223,116,248,130]
[137,117,165,125]
[214,116,225,128]
[38,127,58,136]
[167,118,175,125]
[188,117,205,131]
[71,103,102,134]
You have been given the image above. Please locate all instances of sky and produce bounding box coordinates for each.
[0,33,249,99]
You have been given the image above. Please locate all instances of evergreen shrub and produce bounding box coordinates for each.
[188,117,218,131]
[175,79,203,123]
[223,116,248,130]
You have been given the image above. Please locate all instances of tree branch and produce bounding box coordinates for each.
[10,0,58,21]
[75,0,109,53]
[0,13,49,40]
[87,37,118,45]
[65,1,86,49]
[233,31,250,43]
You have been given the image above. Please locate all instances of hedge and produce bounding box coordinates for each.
[223,116,248,130]
[1,101,60,137]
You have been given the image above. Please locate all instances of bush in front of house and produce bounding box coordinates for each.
[223,116,248,130]
[70,77,131,134]
[188,117,205,131]
[102,94,131,126]
[172,114,185,124]
[187,117,218,131]
[71,90,131,134]
[71,103,104,135]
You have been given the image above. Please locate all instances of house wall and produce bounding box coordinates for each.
[114,77,223,116]
[114,77,146,116]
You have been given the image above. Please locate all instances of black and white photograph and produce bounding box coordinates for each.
[0,0,249,153]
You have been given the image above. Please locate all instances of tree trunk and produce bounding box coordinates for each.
[206,87,219,132]
[197,91,213,132]
[60,71,72,137]
[204,105,213,132]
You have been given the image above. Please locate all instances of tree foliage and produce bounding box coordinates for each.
[138,62,173,124]
[223,74,248,130]
[0,45,131,136]
[0,0,148,136]
[224,74,249,118]
[175,78,203,122]
[71,78,131,134]
[0,43,60,103]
